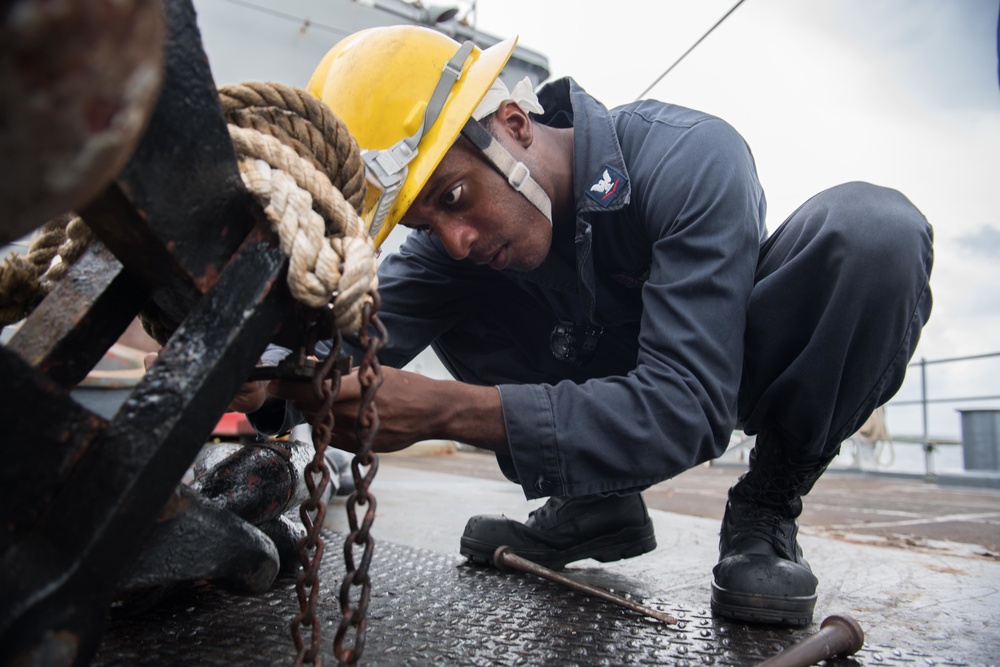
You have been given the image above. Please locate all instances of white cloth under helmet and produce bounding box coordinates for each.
[472,76,545,121]
[461,75,552,225]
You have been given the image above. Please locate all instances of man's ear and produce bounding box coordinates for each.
[494,100,533,148]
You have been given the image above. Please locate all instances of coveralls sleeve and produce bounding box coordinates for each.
[498,115,764,499]
[360,232,500,369]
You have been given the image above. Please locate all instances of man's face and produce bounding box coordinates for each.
[400,134,553,272]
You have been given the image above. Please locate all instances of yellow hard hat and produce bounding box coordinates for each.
[308,26,516,248]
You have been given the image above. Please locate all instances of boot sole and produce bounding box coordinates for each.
[460,520,657,571]
[710,581,815,627]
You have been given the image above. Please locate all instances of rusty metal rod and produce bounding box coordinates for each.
[492,546,677,624]
[756,614,865,667]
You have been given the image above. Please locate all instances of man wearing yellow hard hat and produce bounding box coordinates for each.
[255,25,933,627]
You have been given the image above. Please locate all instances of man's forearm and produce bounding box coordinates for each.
[432,380,510,457]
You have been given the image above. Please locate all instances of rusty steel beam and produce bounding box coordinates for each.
[0,241,294,667]
[103,0,261,299]
[79,184,200,329]
[0,1,325,664]
[6,240,147,388]
[10,0,267,376]
[0,347,109,555]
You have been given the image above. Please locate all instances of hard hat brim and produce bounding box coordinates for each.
[378,36,517,247]
[308,28,517,249]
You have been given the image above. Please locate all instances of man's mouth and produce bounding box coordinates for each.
[487,244,509,270]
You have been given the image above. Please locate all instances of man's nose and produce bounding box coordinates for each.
[437,222,477,261]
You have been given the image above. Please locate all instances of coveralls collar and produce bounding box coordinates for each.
[535,77,631,214]
[508,78,630,307]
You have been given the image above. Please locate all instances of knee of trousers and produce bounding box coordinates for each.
[806,181,933,291]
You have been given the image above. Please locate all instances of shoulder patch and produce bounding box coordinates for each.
[585,166,627,208]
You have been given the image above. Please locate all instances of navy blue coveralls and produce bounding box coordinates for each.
[261,77,934,502]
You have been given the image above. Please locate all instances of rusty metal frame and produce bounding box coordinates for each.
[0,0,307,663]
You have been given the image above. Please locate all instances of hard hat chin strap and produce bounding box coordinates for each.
[460,119,553,225]
[362,40,476,239]
[358,39,553,235]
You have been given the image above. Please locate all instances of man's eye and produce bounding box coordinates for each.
[441,184,463,206]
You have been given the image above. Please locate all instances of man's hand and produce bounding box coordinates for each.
[267,367,432,453]
[267,367,509,456]
[228,377,269,414]
[142,352,268,414]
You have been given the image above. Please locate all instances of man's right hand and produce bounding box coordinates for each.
[142,352,268,414]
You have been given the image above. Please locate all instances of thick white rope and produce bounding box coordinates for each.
[228,125,377,334]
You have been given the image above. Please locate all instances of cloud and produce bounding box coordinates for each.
[820,0,1000,111]
[955,224,1000,258]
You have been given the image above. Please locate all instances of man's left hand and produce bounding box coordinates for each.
[267,366,508,456]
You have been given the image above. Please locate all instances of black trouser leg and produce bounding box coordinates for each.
[713,182,934,626]
[738,181,933,460]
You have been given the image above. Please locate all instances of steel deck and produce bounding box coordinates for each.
[91,457,999,666]
[94,535,965,667]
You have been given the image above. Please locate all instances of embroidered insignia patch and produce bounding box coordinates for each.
[585,165,626,208]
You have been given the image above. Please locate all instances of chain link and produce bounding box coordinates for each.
[290,325,343,666]
[333,292,386,665]
[286,292,387,666]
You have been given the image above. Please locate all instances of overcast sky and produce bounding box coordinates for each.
[472,0,1000,440]
[195,0,999,440]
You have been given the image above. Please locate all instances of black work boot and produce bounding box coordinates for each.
[711,441,831,626]
[460,493,656,570]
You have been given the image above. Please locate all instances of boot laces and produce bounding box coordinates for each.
[729,502,790,544]
[723,495,801,561]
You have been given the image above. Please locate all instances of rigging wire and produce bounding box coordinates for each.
[634,0,748,101]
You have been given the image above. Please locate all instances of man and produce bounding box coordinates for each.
[249,25,933,627]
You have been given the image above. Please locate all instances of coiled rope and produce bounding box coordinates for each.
[0,213,93,327]
[221,82,377,333]
[0,82,377,336]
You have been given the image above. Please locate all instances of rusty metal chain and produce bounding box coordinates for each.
[286,292,386,666]
[290,323,343,666]
[333,292,386,665]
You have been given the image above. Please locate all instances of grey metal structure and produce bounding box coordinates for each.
[193,0,549,88]
[959,409,1000,471]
